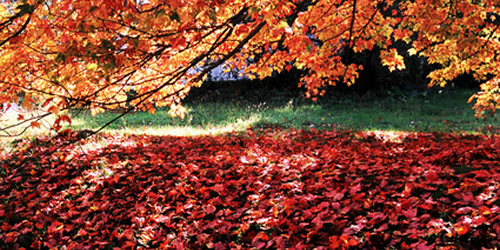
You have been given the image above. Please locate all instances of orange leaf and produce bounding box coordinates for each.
[21,95,35,109]
[479,206,491,216]
[348,238,359,247]
[60,114,72,125]
[48,105,60,115]
[235,24,250,37]
[456,225,470,235]
[30,121,41,129]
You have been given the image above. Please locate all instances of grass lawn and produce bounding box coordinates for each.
[69,88,499,136]
[0,87,499,248]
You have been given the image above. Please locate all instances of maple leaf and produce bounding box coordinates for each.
[30,121,41,129]
[401,208,418,219]
[456,225,470,236]
[203,204,216,214]
[381,48,406,72]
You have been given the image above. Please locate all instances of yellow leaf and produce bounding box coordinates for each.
[192,80,203,88]
[86,63,98,71]
[0,4,7,15]
[408,48,417,56]
[277,20,289,29]
[90,204,100,211]
[381,49,406,72]
[168,104,187,119]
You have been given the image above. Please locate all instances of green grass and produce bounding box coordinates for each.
[70,88,499,136]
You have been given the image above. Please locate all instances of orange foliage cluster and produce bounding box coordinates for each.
[0,0,499,132]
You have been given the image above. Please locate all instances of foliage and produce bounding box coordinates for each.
[0,129,498,248]
[0,0,499,134]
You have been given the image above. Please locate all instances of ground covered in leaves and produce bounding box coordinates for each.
[0,129,499,249]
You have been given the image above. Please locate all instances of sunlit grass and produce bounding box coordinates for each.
[67,88,499,136]
[85,114,263,136]
[2,88,498,142]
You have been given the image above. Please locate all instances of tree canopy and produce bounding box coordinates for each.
[0,0,499,134]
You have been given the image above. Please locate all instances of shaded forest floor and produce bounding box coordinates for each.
[0,129,499,248]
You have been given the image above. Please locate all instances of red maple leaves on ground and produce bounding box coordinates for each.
[0,129,498,249]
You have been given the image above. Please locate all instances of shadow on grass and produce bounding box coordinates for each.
[70,89,499,136]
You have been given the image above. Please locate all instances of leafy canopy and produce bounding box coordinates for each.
[0,0,499,134]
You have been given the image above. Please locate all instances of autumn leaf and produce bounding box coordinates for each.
[48,105,60,115]
[60,114,72,126]
[203,204,216,214]
[30,121,41,129]
[21,95,35,110]
[401,208,418,219]
[456,225,470,236]
[381,48,406,72]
